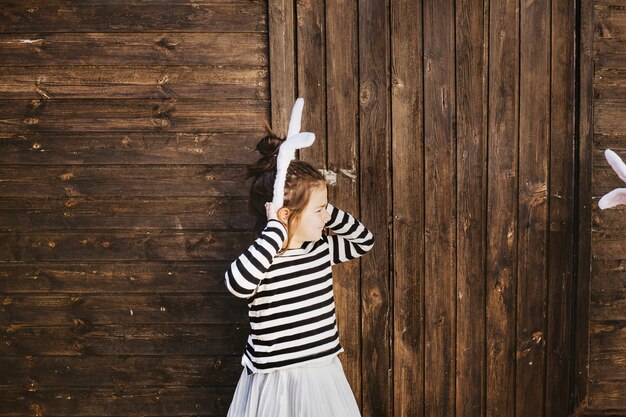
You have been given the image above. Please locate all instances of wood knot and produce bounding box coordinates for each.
[72,341,84,354]
[155,37,178,51]
[27,402,43,417]
[359,83,374,109]
[28,378,38,392]
[152,117,170,128]
[23,117,38,125]
[59,172,74,181]
[30,99,43,110]
[213,357,223,369]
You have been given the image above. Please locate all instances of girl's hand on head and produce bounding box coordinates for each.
[265,202,278,222]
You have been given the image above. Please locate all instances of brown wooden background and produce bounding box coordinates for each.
[0,1,624,417]
[0,0,269,415]
[580,0,626,415]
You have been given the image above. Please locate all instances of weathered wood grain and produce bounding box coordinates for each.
[0,198,253,231]
[595,6,626,41]
[0,165,249,198]
[594,69,626,100]
[595,44,626,70]
[325,0,362,405]
[0,1,267,416]
[268,0,295,136]
[358,0,392,415]
[585,0,626,415]
[0,99,269,133]
[454,0,487,415]
[0,132,260,165]
[591,260,626,290]
[545,0,577,415]
[593,207,626,236]
[593,134,626,157]
[588,381,626,410]
[391,0,425,415]
[296,0,326,165]
[516,0,551,415]
[423,0,456,415]
[594,101,626,135]
[0,33,267,66]
[591,288,626,320]
[0,0,267,33]
[1,324,248,356]
[0,262,234,294]
[590,321,626,355]
[486,0,519,415]
[0,66,268,100]
[0,294,248,325]
[593,239,626,260]
[0,355,242,387]
[0,230,251,261]
[589,348,626,381]
[0,386,233,416]
[593,167,626,196]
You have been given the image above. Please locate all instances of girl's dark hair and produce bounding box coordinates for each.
[247,122,326,251]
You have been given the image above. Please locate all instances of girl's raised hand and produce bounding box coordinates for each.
[265,202,279,221]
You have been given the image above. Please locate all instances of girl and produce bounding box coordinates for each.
[224,125,375,417]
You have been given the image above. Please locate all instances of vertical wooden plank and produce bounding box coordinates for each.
[296,0,327,165]
[326,0,362,406]
[358,0,392,415]
[545,0,577,415]
[269,0,296,135]
[486,0,519,415]
[516,0,551,415]
[391,0,425,415]
[423,0,456,415]
[573,0,593,412]
[455,0,488,415]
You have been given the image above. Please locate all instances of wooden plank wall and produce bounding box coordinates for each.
[585,0,626,414]
[0,1,269,416]
[3,0,623,417]
[270,0,586,417]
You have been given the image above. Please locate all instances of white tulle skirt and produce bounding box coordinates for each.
[226,355,361,417]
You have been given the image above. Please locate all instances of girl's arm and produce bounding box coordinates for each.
[324,203,375,265]
[224,219,287,298]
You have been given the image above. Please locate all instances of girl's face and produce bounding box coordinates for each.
[289,185,331,245]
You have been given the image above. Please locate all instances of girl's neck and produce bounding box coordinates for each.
[286,239,304,249]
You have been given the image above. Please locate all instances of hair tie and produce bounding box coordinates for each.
[271,98,316,209]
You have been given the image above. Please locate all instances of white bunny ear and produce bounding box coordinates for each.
[605,149,626,183]
[598,188,626,210]
[287,98,305,139]
[283,131,315,150]
[271,98,316,209]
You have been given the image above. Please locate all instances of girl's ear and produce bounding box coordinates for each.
[277,207,291,225]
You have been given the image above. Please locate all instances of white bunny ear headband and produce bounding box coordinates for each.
[598,149,626,209]
[271,98,316,209]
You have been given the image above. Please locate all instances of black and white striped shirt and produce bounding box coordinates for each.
[225,203,374,374]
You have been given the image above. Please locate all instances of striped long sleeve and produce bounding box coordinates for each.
[324,203,375,265]
[225,219,287,299]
